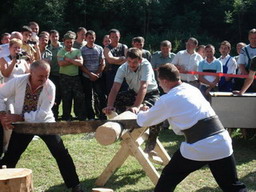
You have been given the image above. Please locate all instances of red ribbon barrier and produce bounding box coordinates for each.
[153,68,253,79]
[182,71,251,79]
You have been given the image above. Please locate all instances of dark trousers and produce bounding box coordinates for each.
[0,132,80,188]
[115,89,159,113]
[82,76,107,120]
[155,149,247,192]
[115,89,161,152]
[49,74,62,120]
[60,74,85,120]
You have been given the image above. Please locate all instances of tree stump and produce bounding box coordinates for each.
[0,168,33,192]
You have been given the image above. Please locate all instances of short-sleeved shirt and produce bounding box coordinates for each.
[237,45,256,69]
[22,43,37,61]
[172,50,203,82]
[250,56,256,71]
[218,54,237,74]
[2,56,28,82]
[41,48,52,63]
[151,51,176,69]
[73,41,87,49]
[57,47,81,76]
[142,49,152,62]
[48,42,63,75]
[81,44,104,78]
[0,43,10,58]
[114,58,158,93]
[198,59,222,83]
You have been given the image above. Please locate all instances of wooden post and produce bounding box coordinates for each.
[0,168,33,192]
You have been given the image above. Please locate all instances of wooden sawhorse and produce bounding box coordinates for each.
[95,112,171,186]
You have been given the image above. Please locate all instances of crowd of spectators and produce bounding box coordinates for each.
[0,22,255,192]
[0,23,255,120]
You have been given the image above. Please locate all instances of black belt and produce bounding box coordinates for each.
[182,116,225,144]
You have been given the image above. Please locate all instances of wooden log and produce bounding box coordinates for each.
[12,118,139,135]
[0,168,33,192]
[92,188,113,192]
[95,122,122,146]
[95,111,138,146]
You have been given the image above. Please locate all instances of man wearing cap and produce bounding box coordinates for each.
[57,31,85,121]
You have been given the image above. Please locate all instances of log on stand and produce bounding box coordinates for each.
[11,111,171,188]
[94,111,171,186]
[12,119,139,135]
[0,168,33,192]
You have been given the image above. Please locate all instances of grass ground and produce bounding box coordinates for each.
[16,129,256,192]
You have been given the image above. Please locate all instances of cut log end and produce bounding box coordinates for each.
[95,122,122,146]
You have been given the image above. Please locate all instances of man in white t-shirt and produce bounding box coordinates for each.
[198,44,222,100]
[172,37,203,88]
[136,64,247,192]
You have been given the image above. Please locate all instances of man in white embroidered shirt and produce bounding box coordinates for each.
[136,63,247,192]
[0,60,83,192]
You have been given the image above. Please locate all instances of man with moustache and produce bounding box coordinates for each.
[0,60,84,192]
[103,48,160,153]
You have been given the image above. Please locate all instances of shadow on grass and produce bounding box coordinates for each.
[45,129,255,192]
[232,135,256,165]
[195,187,221,192]
[158,129,182,154]
[241,170,256,191]
[194,170,256,192]
[46,169,155,192]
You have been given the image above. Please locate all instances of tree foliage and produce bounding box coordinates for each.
[1,0,256,51]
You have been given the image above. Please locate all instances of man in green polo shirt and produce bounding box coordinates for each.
[57,31,85,121]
